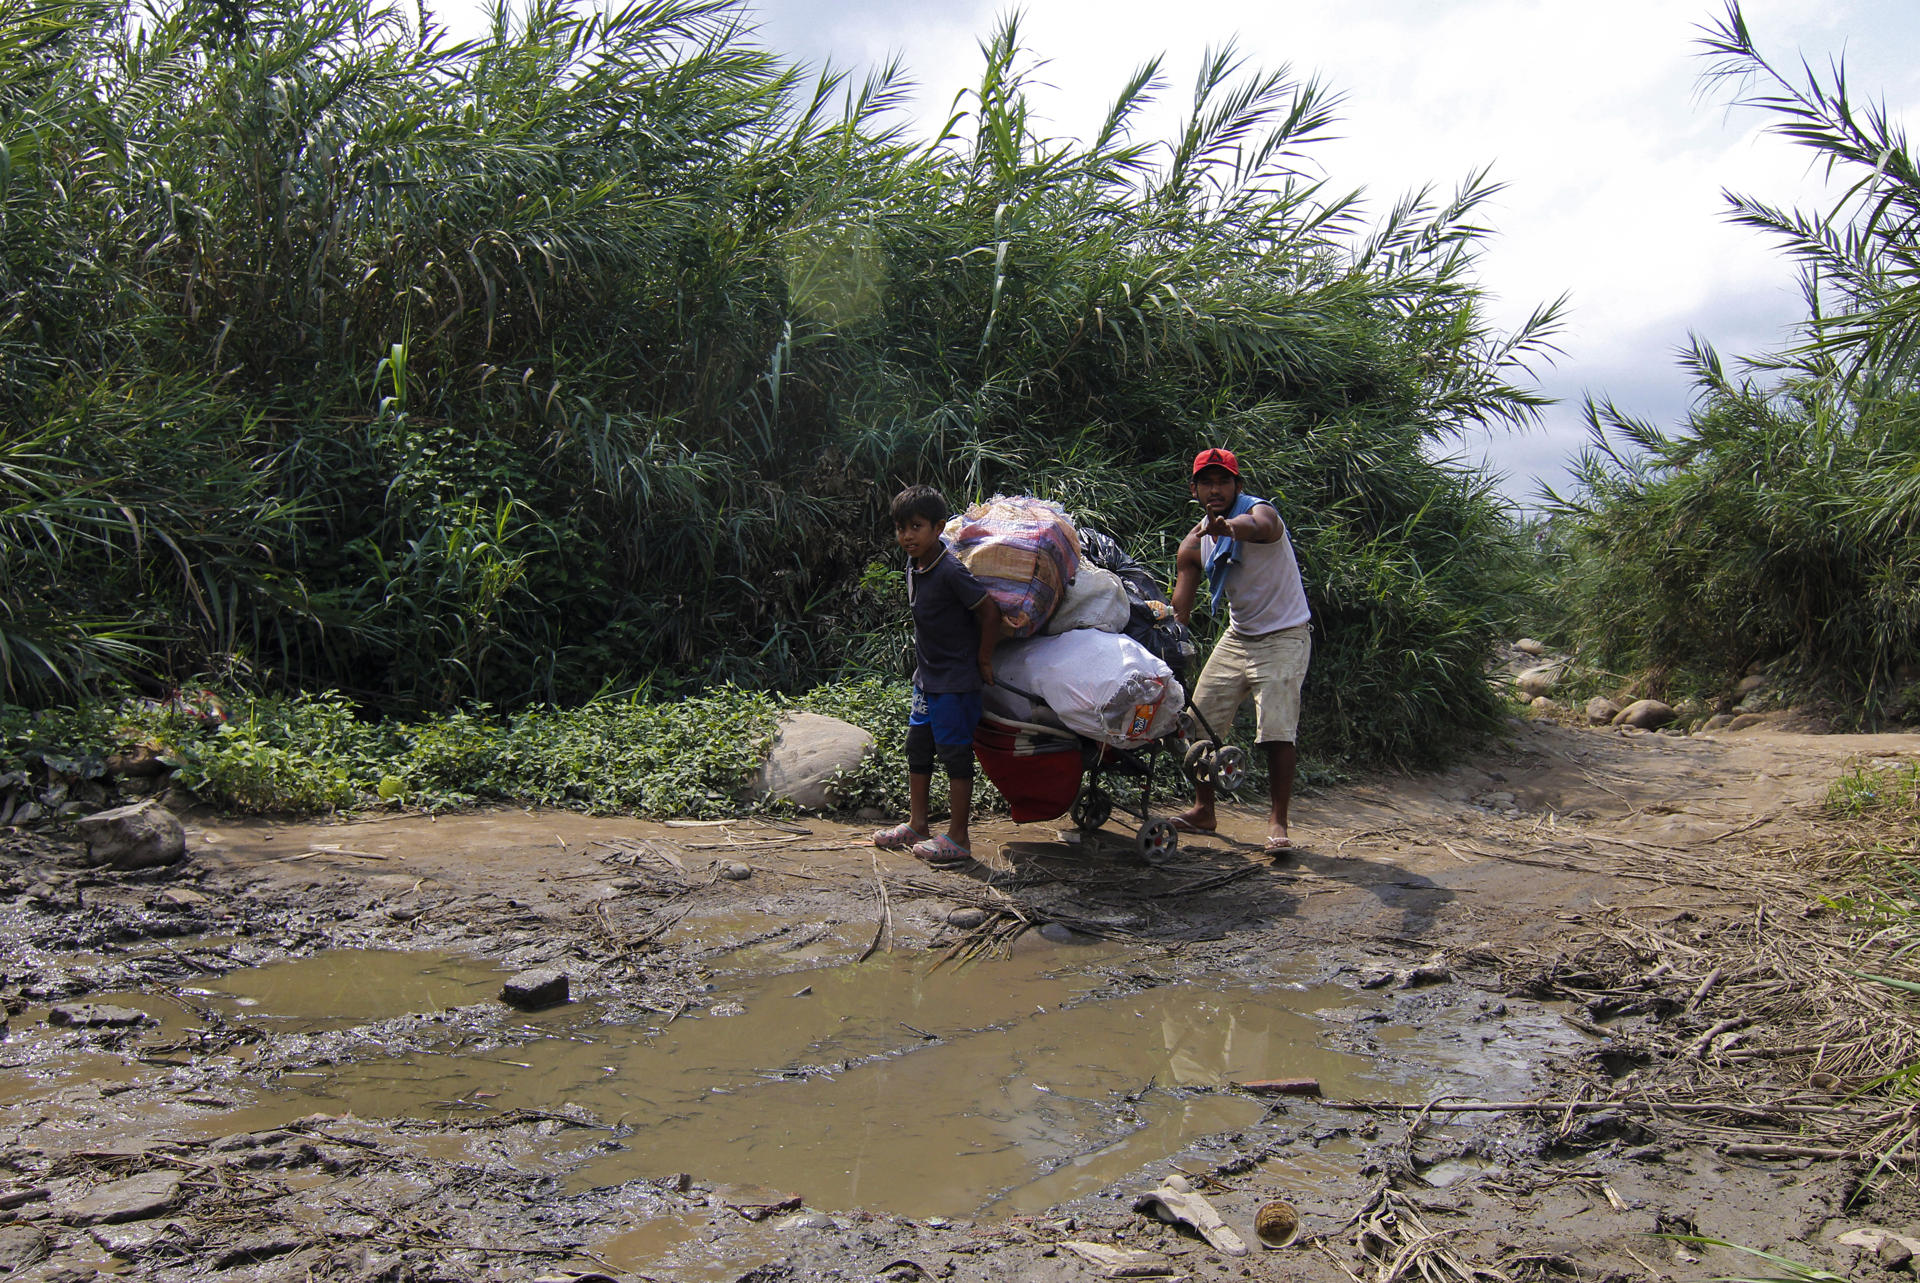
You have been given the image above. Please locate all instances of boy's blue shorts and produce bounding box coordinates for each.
[909,686,984,746]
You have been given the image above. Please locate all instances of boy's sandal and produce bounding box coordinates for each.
[911,834,972,866]
[872,823,928,850]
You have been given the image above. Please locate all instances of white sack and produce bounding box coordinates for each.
[1042,563,1131,635]
[994,630,1185,748]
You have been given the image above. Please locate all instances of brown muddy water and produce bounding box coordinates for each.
[5,939,1571,1221]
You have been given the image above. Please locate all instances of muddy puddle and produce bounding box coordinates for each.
[4,934,1578,1224]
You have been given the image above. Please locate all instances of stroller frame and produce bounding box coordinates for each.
[984,685,1246,860]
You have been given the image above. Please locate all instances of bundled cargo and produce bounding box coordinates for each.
[942,495,1080,638]
[1078,525,1199,680]
[991,629,1185,749]
[1042,562,1131,635]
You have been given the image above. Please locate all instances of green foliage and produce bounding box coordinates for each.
[13,684,798,815]
[1,0,1559,768]
[1827,759,1920,821]
[1542,6,1920,717]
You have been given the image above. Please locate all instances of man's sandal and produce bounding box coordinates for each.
[872,823,928,850]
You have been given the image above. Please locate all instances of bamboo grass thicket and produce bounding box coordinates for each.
[1543,4,1920,719]
[0,0,1561,766]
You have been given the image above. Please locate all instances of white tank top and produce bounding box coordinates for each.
[1200,504,1311,636]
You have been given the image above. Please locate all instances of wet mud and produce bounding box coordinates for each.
[3,720,1919,1281]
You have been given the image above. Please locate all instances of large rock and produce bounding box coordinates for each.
[73,800,186,869]
[1612,699,1676,730]
[1586,696,1622,726]
[1515,664,1562,699]
[753,712,874,811]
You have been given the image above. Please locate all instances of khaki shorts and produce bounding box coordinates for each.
[1189,623,1311,744]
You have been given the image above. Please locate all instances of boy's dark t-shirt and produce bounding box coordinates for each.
[910,546,990,693]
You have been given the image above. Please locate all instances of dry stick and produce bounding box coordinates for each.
[858,856,892,963]
[1318,1099,1885,1119]
[1725,1142,1920,1162]
[1694,814,1779,845]
[1687,966,1725,1011]
[1686,1016,1752,1058]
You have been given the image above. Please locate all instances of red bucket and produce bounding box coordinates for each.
[974,715,1085,823]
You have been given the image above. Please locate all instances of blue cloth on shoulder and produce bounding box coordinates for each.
[1205,492,1262,616]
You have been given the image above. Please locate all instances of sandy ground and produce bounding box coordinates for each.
[4,713,1920,1281]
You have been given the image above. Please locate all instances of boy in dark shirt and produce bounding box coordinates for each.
[872,485,1002,866]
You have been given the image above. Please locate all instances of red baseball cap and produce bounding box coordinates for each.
[1191,447,1240,478]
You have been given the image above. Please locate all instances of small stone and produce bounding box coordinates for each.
[778,1212,835,1231]
[1514,638,1548,656]
[88,1218,194,1257]
[947,907,990,929]
[0,1225,51,1273]
[1585,696,1622,725]
[500,968,569,1010]
[1397,952,1451,988]
[61,1171,183,1226]
[1879,1238,1914,1271]
[105,745,169,778]
[154,887,208,909]
[1515,663,1562,698]
[719,862,753,881]
[47,1003,152,1029]
[1357,970,1394,989]
[1038,922,1077,943]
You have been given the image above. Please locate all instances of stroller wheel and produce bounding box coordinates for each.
[1071,786,1112,833]
[1212,745,1248,793]
[1182,740,1214,784]
[1136,817,1178,861]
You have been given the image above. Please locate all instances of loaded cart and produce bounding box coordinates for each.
[937,494,1245,859]
[974,686,1245,860]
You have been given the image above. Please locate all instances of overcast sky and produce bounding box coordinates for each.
[439,1,1920,505]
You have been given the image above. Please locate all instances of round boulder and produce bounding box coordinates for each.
[753,712,874,811]
[72,800,186,869]
[1612,699,1676,730]
[1585,696,1622,726]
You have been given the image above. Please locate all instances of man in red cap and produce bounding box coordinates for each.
[1170,448,1312,854]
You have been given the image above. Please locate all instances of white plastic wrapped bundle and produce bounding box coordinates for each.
[993,629,1185,748]
[1042,563,1131,635]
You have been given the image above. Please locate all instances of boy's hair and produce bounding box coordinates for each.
[890,484,949,529]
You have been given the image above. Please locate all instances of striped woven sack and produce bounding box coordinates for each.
[942,495,1082,638]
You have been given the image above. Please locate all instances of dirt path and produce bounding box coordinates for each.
[4,718,1919,1282]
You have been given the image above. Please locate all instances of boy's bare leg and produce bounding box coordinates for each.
[1265,741,1296,848]
[908,772,933,837]
[947,775,973,850]
[1173,782,1217,833]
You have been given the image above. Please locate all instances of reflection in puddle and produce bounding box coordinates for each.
[191,949,506,1032]
[163,952,1422,1217]
[1,943,1574,1224]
